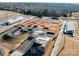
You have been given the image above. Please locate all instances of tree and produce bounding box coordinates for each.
[25,9,32,15]
[42,9,48,16]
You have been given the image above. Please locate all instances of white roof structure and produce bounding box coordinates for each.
[66,21,75,31]
[35,36,51,44]
[7,16,25,24]
[7,15,36,24]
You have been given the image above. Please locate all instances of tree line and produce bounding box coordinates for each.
[0,6,72,17]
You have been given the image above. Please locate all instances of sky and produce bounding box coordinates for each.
[0,0,79,3]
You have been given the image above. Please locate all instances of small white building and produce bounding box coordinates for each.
[64,21,75,37]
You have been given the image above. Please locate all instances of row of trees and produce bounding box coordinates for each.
[0,6,72,17]
[16,8,70,17]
